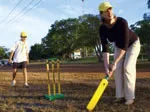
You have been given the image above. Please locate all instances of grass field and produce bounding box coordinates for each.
[0,62,150,112]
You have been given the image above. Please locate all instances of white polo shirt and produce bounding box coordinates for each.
[11,40,29,63]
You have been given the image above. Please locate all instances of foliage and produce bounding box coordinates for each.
[147,0,150,8]
[77,14,102,61]
[30,0,150,60]
[130,20,150,57]
[131,20,150,44]
[29,44,45,60]
[77,14,100,47]
[62,56,98,64]
[0,46,9,59]
[143,0,150,20]
[30,14,101,60]
[42,18,79,59]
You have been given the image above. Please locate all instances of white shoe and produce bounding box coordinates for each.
[125,100,134,105]
[24,83,29,87]
[11,80,16,86]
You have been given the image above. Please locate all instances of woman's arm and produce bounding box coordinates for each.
[103,52,110,75]
[113,49,126,66]
[109,48,126,77]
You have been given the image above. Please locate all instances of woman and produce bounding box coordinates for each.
[98,2,140,105]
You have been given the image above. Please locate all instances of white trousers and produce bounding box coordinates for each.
[114,38,140,100]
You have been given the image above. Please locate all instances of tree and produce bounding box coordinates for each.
[77,14,102,61]
[0,46,9,59]
[42,18,79,59]
[143,0,150,20]
[130,20,150,57]
[29,44,45,60]
[148,0,150,8]
[130,0,150,58]
[30,14,103,61]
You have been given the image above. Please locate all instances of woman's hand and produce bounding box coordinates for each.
[108,70,114,77]
[107,63,117,77]
[109,63,117,71]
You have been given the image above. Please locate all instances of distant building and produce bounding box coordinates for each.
[71,49,82,59]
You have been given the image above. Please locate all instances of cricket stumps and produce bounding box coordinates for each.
[44,58,64,101]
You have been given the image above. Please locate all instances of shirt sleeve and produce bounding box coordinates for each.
[10,41,18,52]
[99,26,109,53]
[115,18,129,51]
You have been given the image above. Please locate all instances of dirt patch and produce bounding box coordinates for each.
[0,71,149,112]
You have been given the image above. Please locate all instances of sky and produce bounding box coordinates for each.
[0,0,149,50]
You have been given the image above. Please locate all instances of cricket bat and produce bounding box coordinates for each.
[86,76,109,111]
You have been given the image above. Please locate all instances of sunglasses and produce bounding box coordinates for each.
[21,36,27,38]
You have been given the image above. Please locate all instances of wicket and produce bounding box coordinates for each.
[44,58,64,101]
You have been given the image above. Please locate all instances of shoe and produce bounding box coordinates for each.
[24,83,29,88]
[114,97,125,103]
[125,100,134,105]
[11,80,16,86]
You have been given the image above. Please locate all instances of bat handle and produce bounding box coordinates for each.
[105,75,109,80]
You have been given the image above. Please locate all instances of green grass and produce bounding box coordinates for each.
[62,56,99,64]
[30,56,99,64]
[30,56,150,68]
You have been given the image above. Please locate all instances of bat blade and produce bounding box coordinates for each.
[86,78,108,111]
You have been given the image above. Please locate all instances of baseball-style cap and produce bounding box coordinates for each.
[20,31,27,37]
[98,2,112,12]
